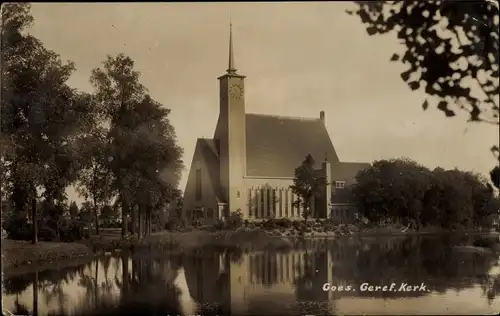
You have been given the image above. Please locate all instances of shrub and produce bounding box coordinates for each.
[473,237,498,248]
[271,218,293,228]
[165,218,184,231]
[38,226,57,241]
[225,210,243,230]
[3,214,31,240]
[60,220,87,242]
[192,218,204,228]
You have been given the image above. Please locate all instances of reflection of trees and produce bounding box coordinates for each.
[4,264,87,315]
[77,261,99,309]
[9,296,30,316]
[4,254,186,316]
[353,236,497,297]
[76,254,184,315]
[293,235,500,304]
[6,236,500,315]
[33,272,38,316]
[480,274,500,304]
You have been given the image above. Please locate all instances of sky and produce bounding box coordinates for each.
[27,2,499,203]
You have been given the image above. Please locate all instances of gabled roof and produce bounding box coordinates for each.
[198,114,369,197]
[331,162,370,183]
[245,113,340,177]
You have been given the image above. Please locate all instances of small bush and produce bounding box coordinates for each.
[3,214,31,240]
[165,218,184,231]
[60,220,87,242]
[473,237,498,248]
[38,226,57,241]
[225,210,244,230]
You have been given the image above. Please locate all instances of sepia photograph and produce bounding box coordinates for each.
[1,1,499,315]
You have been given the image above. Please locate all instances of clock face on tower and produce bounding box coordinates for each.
[229,83,243,99]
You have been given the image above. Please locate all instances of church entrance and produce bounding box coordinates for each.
[217,203,229,220]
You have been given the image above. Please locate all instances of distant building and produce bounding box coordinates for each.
[182,24,369,221]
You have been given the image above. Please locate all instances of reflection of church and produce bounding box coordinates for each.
[181,238,431,314]
[183,247,345,314]
[166,235,500,315]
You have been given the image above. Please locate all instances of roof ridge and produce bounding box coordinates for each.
[339,161,371,165]
[246,112,321,122]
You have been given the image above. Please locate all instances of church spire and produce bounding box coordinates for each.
[227,21,237,74]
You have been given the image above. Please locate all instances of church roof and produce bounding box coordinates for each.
[195,114,369,200]
[331,162,370,183]
[245,113,341,178]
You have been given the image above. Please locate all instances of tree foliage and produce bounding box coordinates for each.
[1,4,184,242]
[347,0,499,188]
[1,3,92,243]
[90,54,183,237]
[352,158,497,229]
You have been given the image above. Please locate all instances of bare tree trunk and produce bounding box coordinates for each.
[93,196,100,235]
[146,206,152,236]
[137,206,142,239]
[131,204,137,235]
[121,195,129,238]
[31,185,38,245]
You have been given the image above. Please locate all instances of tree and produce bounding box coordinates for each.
[90,54,183,238]
[69,201,79,219]
[79,201,95,226]
[290,154,324,222]
[352,158,431,227]
[100,204,118,227]
[122,94,183,237]
[90,54,147,237]
[352,158,495,229]
[1,4,91,243]
[347,0,499,188]
[76,118,115,235]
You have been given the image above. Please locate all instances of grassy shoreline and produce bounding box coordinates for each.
[3,226,498,275]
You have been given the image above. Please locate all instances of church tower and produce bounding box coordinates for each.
[215,22,247,216]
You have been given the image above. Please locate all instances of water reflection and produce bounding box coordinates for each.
[3,235,500,315]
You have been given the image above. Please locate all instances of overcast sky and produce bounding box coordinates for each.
[28,2,498,202]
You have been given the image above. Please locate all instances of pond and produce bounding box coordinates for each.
[3,235,500,315]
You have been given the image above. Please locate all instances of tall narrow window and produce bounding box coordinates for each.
[260,188,265,215]
[248,189,253,217]
[285,191,289,218]
[279,189,283,218]
[195,168,202,200]
[272,189,277,217]
[266,188,273,217]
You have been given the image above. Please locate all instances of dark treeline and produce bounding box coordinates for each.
[1,3,183,243]
[352,158,500,229]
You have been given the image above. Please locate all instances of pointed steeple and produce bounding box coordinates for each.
[227,21,237,74]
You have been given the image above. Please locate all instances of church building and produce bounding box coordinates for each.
[182,24,369,222]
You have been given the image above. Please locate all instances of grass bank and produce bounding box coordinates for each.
[2,239,94,273]
[2,228,294,273]
[85,228,295,253]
